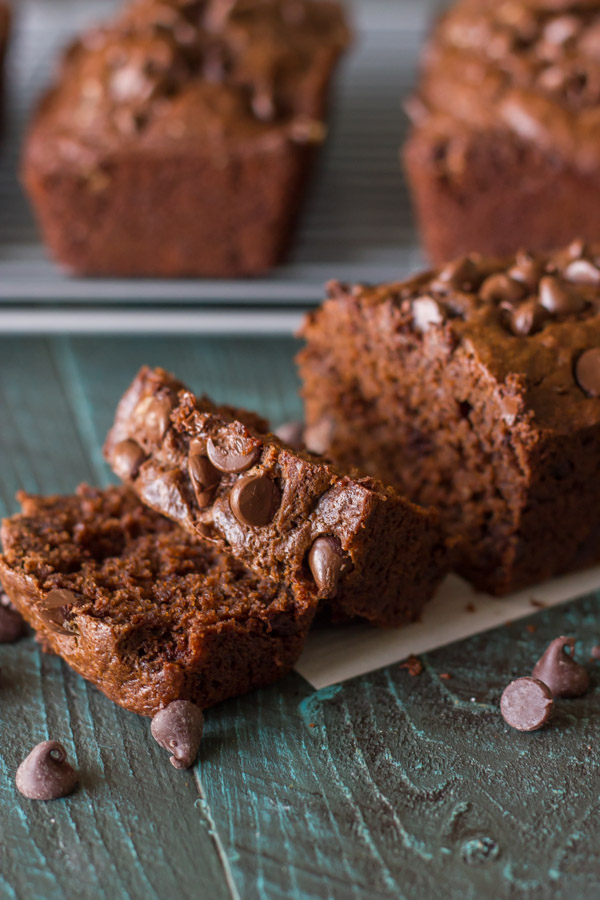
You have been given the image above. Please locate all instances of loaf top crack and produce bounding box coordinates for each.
[104,366,449,627]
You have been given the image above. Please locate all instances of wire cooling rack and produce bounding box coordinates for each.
[0,0,439,332]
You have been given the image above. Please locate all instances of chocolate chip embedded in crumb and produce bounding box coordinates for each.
[433,256,481,291]
[132,394,173,443]
[479,273,526,304]
[539,275,585,315]
[308,536,346,598]
[151,700,204,769]
[508,253,543,291]
[0,601,26,642]
[563,258,600,285]
[16,741,78,800]
[412,297,445,333]
[38,589,77,637]
[275,421,305,450]
[505,299,547,336]
[188,452,221,509]
[500,677,554,732]
[112,439,146,480]
[575,348,600,396]
[230,474,280,527]
[206,431,262,474]
[532,636,590,698]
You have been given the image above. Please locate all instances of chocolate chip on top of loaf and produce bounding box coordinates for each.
[0,485,317,717]
[104,367,450,628]
[404,0,600,262]
[298,243,600,596]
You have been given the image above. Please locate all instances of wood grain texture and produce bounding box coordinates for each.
[0,337,599,900]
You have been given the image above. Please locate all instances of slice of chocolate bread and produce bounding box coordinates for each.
[104,367,449,627]
[0,485,316,716]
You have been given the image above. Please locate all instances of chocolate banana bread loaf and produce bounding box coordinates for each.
[104,366,449,627]
[22,0,350,277]
[298,241,600,595]
[404,0,600,263]
[0,485,317,717]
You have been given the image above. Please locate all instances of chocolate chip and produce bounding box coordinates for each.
[500,677,554,731]
[38,589,77,637]
[505,299,547,336]
[112,439,146,480]
[206,431,262,474]
[532,636,590,698]
[566,239,587,260]
[133,394,173,443]
[0,604,26,642]
[433,256,481,291]
[274,421,305,450]
[16,741,78,800]
[543,15,580,45]
[188,452,220,508]
[151,700,204,769]
[325,280,350,299]
[230,474,280,527]
[412,297,445,333]
[479,273,526,304]
[539,275,585,315]
[304,418,333,455]
[564,258,600,285]
[308,536,345,598]
[508,253,543,291]
[575,348,600,396]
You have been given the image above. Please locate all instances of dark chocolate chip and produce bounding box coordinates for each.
[539,275,585,315]
[112,439,146,480]
[151,700,204,769]
[505,299,547,336]
[532,636,590,698]
[500,677,554,731]
[433,256,481,291]
[206,432,261,474]
[575,347,600,396]
[0,604,26,642]
[566,238,587,260]
[412,297,445,332]
[38,589,77,637]
[479,273,526,304]
[230,474,280,527]
[188,452,221,508]
[308,536,345,599]
[16,741,78,800]
[508,253,543,291]
[563,258,600,285]
[275,421,305,450]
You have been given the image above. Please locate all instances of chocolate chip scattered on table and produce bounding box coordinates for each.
[16,741,78,800]
[500,678,554,732]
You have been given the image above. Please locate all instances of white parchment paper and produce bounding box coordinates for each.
[295,568,600,689]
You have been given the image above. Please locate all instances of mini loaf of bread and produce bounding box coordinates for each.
[104,366,449,627]
[0,486,317,716]
[22,0,350,277]
[404,0,600,262]
[298,241,600,595]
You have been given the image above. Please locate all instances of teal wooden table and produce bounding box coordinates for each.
[0,336,599,900]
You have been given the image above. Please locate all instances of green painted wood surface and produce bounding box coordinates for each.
[0,336,599,900]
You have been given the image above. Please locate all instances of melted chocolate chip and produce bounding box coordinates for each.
[505,299,547,336]
[532,636,590,698]
[112,439,146,480]
[508,253,543,291]
[38,590,77,637]
[479,273,526,304]
[500,677,554,732]
[151,700,204,769]
[575,348,600,396]
[188,452,221,508]
[308,535,345,598]
[539,275,585,315]
[0,603,26,642]
[206,432,262,474]
[274,421,305,450]
[412,297,445,333]
[230,474,280,527]
[563,258,600,285]
[16,741,78,800]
